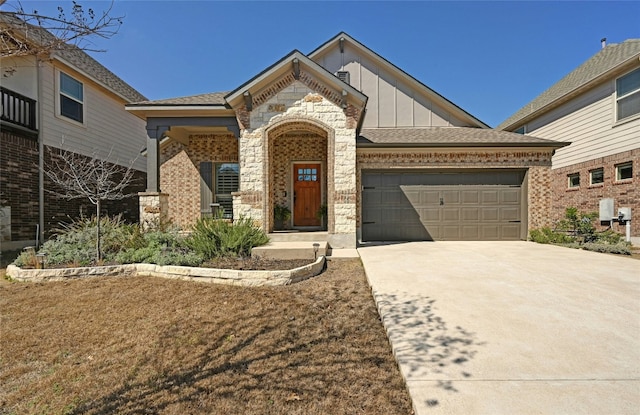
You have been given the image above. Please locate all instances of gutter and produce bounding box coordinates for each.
[37,57,44,247]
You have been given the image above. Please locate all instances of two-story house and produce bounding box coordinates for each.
[0,12,148,252]
[499,39,640,240]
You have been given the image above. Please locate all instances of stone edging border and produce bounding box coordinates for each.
[6,256,326,286]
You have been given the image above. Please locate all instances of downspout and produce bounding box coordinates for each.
[37,57,44,247]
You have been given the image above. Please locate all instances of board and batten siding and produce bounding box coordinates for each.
[313,43,468,128]
[524,72,640,170]
[38,61,147,172]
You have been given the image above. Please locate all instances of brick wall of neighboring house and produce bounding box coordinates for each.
[42,145,145,237]
[0,129,39,242]
[356,148,555,233]
[0,133,145,245]
[160,134,238,230]
[550,149,639,237]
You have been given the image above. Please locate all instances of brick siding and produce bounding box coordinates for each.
[550,149,639,236]
[160,134,238,230]
[0,130,39,241]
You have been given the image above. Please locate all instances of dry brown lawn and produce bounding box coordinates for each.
[0,259,413,415]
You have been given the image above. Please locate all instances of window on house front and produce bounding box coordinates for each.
[616,162,633,181]
[514,126,526,134]
[200,162,239,219]
[590,168,604,185]
[59,72,84,123]
[568,173,580,188]
[616,67,640,121]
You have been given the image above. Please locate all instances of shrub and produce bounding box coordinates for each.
[529,227,573,244]
[187,216,269,259]
[581,242,631,255]
[24,216,138,267]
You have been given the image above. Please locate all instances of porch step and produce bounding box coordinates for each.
[252,241,328,260]
[268,231,328,243]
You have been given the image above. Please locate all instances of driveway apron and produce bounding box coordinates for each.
[358,241,640,415]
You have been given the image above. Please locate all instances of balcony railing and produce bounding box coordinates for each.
[1,87,37,131]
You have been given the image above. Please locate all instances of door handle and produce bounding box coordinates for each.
[439,197,444,206]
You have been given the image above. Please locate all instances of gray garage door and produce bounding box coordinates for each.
[362,170,526,241]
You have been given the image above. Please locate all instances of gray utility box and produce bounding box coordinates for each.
[618,207,632,221]
[599,198,614,221]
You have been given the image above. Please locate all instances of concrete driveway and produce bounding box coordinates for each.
[358,241,640,415]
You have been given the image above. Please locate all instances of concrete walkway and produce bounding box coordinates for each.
[358,241,640,415]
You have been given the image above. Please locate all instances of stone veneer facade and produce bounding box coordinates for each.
[356,148,556,238]
[232,79,359,248]
[550,148,639,236]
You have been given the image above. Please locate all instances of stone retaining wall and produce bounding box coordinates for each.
[6,256,326,287]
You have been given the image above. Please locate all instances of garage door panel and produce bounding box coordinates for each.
[501,225,521,239]
[461,226,480,240]
[420,190,440,204]
[501,207,520,221]
[482,190,499,204]
[501,189,520,204]
[461,190,480,204]
[442,190,460,204]
[362,171,525,241]
[482,207,499,221]
[461,208,480,222]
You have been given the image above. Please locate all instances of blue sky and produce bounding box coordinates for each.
[6,1,640,127]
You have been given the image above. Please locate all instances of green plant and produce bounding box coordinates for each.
[316,204,327,219]
[555,207,598,242]
[274,205,291,221]
[528,227,573,244]
[187,216,269,259]
[581,242,631,255]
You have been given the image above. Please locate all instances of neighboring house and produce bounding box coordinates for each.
[0,12,148,251]
[127,32,567,249]
[499,39,640,238]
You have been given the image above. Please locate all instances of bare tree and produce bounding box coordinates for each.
[44,145,138,262]
[0,0,123,57]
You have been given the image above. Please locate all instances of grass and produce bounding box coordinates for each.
[0,258,413,415]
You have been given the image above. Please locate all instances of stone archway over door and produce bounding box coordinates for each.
[265,119,332,232]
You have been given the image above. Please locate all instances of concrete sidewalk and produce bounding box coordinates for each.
[358,241,640,415]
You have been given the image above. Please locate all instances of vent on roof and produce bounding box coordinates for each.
[337,71,350,85]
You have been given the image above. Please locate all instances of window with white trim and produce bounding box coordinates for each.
[616,162,633,181]
[590,168,604,185]
[568,173,580,188]
[59,72,84,123]
[616,67,640,121]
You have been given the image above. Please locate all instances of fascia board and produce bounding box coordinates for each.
[125,106,234,120]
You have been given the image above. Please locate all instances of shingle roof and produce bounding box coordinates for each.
[0,12,146,103]
[357,127,568,148]
[498,39,640,130]
[129,92,229,106]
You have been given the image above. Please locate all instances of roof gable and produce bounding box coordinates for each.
[499,39,640,130]
[225,49,367,111]
[309,32,489,129]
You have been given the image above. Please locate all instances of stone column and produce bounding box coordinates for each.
[138,192,169,230]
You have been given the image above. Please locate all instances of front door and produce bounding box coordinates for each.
[293,163,321,227]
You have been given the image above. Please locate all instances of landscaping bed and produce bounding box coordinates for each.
[0,258,413,414]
